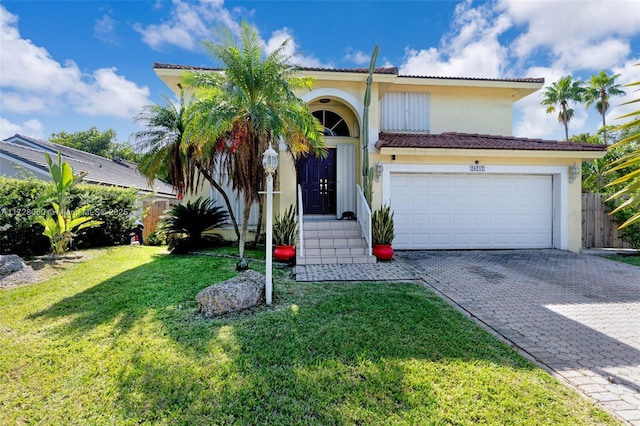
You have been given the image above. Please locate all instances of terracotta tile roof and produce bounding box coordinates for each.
[154,62,221,71]
[153,62,398,75]
[153,63,542,83]
[296,66,399,75]
[375,132,607,152]
[398,75,545,84]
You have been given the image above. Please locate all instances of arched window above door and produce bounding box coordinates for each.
[312,110,350,137]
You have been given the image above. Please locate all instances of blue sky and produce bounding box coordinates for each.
[1,0,639,144]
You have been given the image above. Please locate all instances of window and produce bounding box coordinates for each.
[381,92,430,132]
[312,110,350,137]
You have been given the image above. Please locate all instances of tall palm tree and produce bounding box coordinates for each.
[131,92,241,239]
[184,22,325,264]
[584,70,626,143]
[541,75,584,141]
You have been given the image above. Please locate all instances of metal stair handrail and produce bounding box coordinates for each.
[297,184,304,258]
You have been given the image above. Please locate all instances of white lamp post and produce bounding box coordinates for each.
[262,143,278,305]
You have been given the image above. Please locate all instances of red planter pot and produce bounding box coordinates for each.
[274,244,296,262]
[372,244,394,261]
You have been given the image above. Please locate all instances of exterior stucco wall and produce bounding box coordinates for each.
[369,150,585,253]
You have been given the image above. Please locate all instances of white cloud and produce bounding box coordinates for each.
[344,48,370,66]
[0,5,151,122]
[607,58,640,126]
[94,13,118,45]
[0,117,44,140]
[399,0,510,77]
[134,0,239,51]
[71,68,151,118]
[500,0,640,71]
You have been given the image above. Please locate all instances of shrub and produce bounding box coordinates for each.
[273,205,297,246]
[145,230,165,246]
[68,185,138,249]
[0,177,52,257]
[161,197,229,254]
[608,200,640,251]
[0,177,139,257]
[372,204,395,245]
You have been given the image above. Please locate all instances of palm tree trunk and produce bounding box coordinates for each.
[239,200,252,259]
[250,200,264,249]
[194,161,241,240]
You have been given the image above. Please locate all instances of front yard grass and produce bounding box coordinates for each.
[609,254,640,267]
[0,246,618,425]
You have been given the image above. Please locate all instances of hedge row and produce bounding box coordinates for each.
[0,177,139,257]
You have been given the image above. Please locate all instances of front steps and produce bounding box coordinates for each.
[296,219,376,265]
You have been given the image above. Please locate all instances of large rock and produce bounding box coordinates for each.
[196,270,265,316]
[0,255,38,289]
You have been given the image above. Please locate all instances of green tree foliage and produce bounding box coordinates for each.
[50,127,139,162]
[132,93,241,240]
[0,177,52,256]
[584,70,626,143]
[541,75,584,141]
[0,177,137,257]
[37,153,103,254]
[184,22,325,264]
[606,63,640,229]
[160,197,229,254]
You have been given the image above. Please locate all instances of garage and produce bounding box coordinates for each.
[390,173,553,249]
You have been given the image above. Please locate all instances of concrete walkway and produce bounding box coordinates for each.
[295,249,640,424]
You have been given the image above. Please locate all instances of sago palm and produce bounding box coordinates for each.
[584,70,626,143]
[541,75,584,141]
[184,21,325,264]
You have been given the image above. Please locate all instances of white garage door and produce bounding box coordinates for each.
[391,173,553,249]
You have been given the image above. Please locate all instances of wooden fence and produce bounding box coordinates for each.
[582,193,631,249]
[142,199,177,240]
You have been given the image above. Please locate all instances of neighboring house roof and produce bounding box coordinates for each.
[1,134,176,197]
[153,62,543,84]
[375,132,608,152]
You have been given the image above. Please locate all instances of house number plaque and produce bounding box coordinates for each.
[469,165,486,172]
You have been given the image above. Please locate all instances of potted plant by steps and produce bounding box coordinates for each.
[372,204,395,261]
[273,205,298,262]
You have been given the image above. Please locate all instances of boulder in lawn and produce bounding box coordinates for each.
[196,270,265,316]
[0,254,38,289]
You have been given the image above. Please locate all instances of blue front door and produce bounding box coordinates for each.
[297,148,337,215]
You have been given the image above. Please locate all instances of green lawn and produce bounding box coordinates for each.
[609,254,640,267]
[0,246,618,425]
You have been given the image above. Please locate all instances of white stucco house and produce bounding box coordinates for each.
[154,63,606,263]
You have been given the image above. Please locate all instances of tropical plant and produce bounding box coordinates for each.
[605,63,640,229]
[541,75,584,140]
[37,152,102,254]
[273,205,298,246]
[132,92,241,240]
[372,204,395,245]
[184,21,325,267]
[160,197,229,254]
[584,70,626,143]
[361,45,379,206]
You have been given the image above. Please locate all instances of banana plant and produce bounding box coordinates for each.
[38,152,102,254]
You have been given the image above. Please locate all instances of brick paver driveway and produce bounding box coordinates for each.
[394,250,640,425]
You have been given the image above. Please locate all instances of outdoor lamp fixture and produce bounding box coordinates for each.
[374,161,383,181]
[569,162,580,183]
[263,143,278,305]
